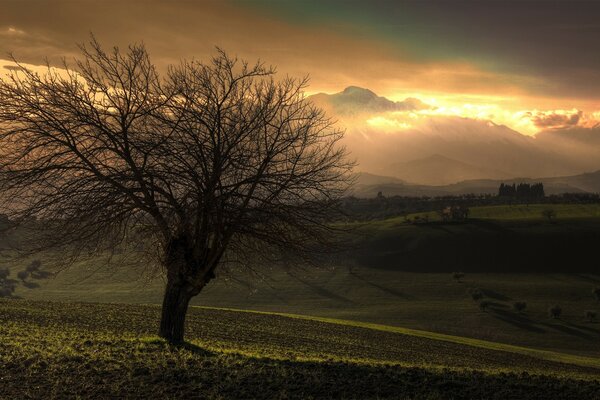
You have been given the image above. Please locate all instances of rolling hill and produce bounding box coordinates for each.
[1,300,599,398]
[3,204,600,361]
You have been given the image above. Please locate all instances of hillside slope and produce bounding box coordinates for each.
[1,300,599,399]
[3,205,600,360]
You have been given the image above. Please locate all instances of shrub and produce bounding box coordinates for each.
[479,301,491,312]
[0,284,14,298]
[0,267,9,280]
[470,288,483,302]
[548,305,562,319]
[593,287,600,302]
[541,208,556,222]
[584,310,597,323]
[452,272,465,283]
[26,260,42,273]
[17,270,29,281]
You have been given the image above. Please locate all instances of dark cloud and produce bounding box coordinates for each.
[528,110,583,130]
[246,0,600,100]
[1,0,599,101]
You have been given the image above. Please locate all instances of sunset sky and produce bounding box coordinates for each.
[1,0,599,136]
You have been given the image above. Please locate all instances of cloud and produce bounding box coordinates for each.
[524,109,583,130]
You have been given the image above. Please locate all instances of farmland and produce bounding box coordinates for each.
[1,204,600,397]
[1,300,599,399]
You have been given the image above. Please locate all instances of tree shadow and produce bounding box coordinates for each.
[287,272,355,304]
[349,272,412,299]
[481,289,511,301]
[176,342,215,357]
[22,281,40,289]
[540,321,598,340]
[486,301,509,309]
[490,308,546,333]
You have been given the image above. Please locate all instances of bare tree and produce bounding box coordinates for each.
[0,39,353,342]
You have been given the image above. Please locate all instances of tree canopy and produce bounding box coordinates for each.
[0,39,353,341]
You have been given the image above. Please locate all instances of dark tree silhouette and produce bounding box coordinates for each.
[452,271,465,283]
[541,208,557,222]
[0,39,353,342]
[498,182,544,200]
[548,305,562,319]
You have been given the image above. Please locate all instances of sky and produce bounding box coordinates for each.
[1,0,599,136]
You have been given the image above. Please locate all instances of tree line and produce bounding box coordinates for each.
[498,183,545,198]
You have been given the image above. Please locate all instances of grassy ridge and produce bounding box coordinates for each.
[1,300,600,399]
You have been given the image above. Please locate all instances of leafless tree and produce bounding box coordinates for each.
[0,39,353,342]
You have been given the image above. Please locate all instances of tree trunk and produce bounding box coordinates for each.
[159,279,193,343]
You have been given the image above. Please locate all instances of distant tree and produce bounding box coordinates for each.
[470,288,483,302]
[498,182,544,200]
[26,260,42,273]
[513,301,527,313]
[541,208,557,222]
[548,305,562,319]
[0,269,16,298]
[452,272,465,283]
[593,287,600,302]
[0,39,353,343]
[584,310,597,323]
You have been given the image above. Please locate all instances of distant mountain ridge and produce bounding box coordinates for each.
[309,87,600,184]
[390,154,511,185]
[352,170,600,198]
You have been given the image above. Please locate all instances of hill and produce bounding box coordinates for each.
[353,170,600,197]
[1,300,599,399]
[3,205,600,361]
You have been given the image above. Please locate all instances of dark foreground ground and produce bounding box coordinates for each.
[1,300,599,399]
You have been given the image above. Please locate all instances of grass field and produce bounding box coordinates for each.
[2,204,600,378]
[1,300,599,399]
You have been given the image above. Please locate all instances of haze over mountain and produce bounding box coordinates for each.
[352,170,600,198]
[309,87,600,185]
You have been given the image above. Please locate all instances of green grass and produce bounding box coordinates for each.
[1,300,600,399]
[2,204,600,368]
[200,306,600,370]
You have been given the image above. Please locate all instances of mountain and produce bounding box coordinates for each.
[309,86,429,116]
[351,170,599,198]
[355,172,406,186]
[309,87,600,183]
[389,154,510,185]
